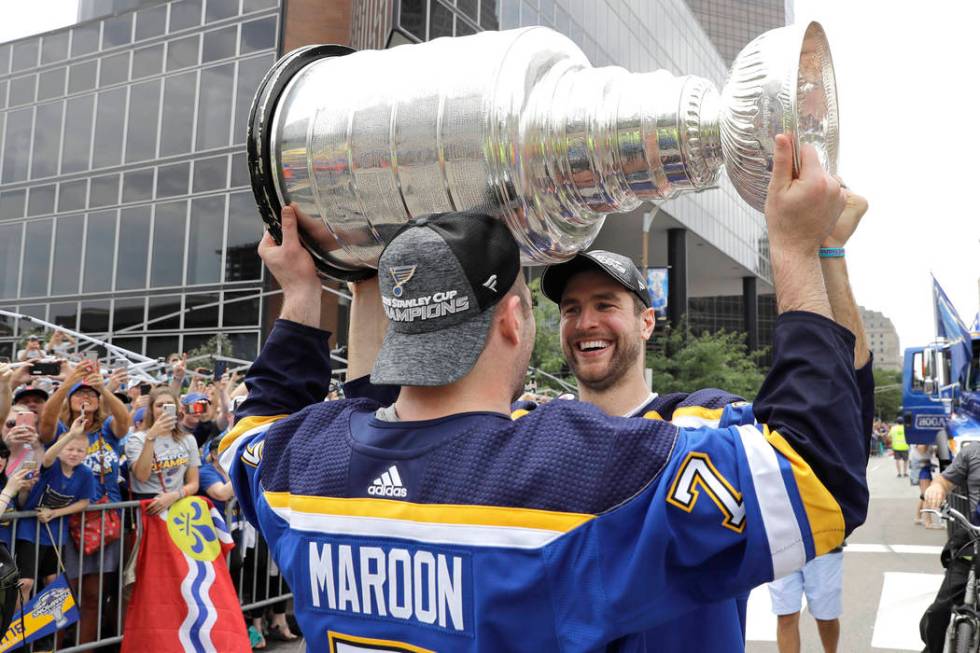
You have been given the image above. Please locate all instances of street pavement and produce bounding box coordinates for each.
[266,455,946,652]
[747,454,947,652]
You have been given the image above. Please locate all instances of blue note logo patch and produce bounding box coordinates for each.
[389,266,417,298]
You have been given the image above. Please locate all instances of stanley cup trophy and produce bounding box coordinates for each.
[247,22,838,281]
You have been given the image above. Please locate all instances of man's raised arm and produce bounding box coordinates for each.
[819,190,876,446]
[228,205,333,429]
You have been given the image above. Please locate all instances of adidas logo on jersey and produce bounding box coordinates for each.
[368,465,408,498]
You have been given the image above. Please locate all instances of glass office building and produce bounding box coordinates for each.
[0,0,279,361]
[0,0,787,362]
[683,0,791,67]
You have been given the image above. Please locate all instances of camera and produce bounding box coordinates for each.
[30,360,61,376]
[188,400,209,416]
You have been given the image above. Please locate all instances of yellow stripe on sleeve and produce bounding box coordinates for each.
[764,427,846,555]
[264,491,595,533]
[218,414,290,455]
[672,406,724,421]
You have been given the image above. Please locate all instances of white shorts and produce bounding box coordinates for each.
[768,551,843,620]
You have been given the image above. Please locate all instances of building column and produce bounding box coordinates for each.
[667,228,688,327]
[743,276,758,351]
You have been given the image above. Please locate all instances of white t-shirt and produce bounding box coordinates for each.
[124,431,201,496]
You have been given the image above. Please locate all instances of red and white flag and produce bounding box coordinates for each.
[122,497,249,653]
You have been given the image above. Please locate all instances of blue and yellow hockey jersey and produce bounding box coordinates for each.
[220,311,869,652]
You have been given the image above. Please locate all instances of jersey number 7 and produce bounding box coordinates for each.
[666,452,746,533]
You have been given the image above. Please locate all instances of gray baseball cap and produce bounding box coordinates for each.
[540,250,651,308]
[371,212,521,387]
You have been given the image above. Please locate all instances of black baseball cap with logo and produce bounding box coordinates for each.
[371,211,521,387]
[540,250,651,308]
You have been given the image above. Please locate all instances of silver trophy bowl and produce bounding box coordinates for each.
[247,22,838,281]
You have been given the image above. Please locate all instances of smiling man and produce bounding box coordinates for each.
[535,188,875,652]
[537,249,758,651]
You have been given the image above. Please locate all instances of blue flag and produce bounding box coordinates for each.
[933,276,973,388]
[0,574,78,652]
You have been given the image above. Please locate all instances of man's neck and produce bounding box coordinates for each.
[394,382,511,422]
[578,366,653,417]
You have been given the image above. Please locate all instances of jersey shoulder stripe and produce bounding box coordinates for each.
[646,389,746,427]
[263,492,594,549]
[218,414,289,457]
[732,424,807,577]
[763,426,845,555]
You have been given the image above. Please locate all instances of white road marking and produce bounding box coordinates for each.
[846,543,890,553]
[891,544,945,555]
[846,543,943,555]
[844,542,943,555]
[871,572,943,650]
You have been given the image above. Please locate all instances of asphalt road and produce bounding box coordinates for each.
[747,455,948,653]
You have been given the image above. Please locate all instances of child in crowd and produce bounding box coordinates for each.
[15,413,94,600]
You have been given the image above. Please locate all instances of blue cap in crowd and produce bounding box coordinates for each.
[68,382,98,397]
[132,407,146,425]
[181,392,208,405]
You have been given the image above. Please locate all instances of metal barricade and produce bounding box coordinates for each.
[0,497,291,651]
[225,498,294,618]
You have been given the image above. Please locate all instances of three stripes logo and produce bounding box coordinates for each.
[367,465,408,498]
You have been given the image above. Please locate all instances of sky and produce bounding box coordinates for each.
[0,1,78,44]
[0,0,976,349]
[792,0,980,348]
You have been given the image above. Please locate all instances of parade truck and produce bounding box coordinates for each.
[901,332,980,448]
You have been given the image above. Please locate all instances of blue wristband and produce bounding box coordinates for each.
[819,247,845,258]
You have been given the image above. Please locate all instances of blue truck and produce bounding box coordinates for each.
[902,333,980,448]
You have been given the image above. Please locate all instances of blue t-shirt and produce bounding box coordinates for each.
[17,463,95,546]
[198,463,228,516]
[55,418,123,502]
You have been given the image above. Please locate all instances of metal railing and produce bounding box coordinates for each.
[0,497,290,651]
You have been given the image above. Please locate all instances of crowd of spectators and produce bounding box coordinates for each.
[0,330,299,650]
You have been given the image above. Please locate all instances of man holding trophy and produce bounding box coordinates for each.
[219,131,869,651]
[220,20,868,651]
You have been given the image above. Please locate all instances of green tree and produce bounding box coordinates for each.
[528,278,577,393]
[872,368,903,420]
[184,334,235,365]
[647,322,767,400]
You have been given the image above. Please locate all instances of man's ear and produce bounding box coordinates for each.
[640,307,656,341]
[494,295,524,346]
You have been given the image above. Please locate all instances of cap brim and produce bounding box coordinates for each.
[540,255,608,305]
[371,308,493,387]
[541,253,651,308]
[14,390,48,401]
